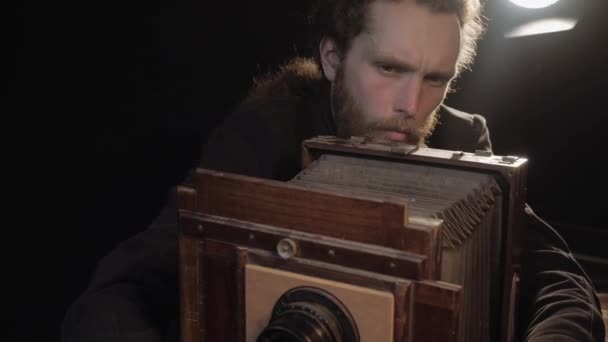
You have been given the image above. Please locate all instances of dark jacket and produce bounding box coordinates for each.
[62,58,605,342]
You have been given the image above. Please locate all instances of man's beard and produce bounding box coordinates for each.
[331,67,438,146]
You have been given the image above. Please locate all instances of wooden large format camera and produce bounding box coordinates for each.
[177,136,528,342]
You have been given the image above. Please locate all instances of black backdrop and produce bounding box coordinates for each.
[14,0,608,340]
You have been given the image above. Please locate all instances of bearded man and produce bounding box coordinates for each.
[62,0,605,341]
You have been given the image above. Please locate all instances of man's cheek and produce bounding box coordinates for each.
[366,91,390,122]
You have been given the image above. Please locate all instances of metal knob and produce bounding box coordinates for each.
[276,239,298,259]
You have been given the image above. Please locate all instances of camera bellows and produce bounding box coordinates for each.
[291,154,504,342]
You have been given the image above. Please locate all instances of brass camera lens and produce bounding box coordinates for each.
[256,287,359,342]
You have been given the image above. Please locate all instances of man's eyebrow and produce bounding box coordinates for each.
[425,70,456,81]
[373,54,417,71]
[374,53,455,80]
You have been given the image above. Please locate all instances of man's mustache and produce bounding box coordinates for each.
[366,116,414,132]
[364,116,422,143]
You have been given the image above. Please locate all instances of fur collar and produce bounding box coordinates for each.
[242,57,327,105]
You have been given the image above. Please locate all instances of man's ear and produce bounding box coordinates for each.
[319,37,341,82]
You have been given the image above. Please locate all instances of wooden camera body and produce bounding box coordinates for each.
[177,136,528,342]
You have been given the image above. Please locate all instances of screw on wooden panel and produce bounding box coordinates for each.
[249,233,255,241]
[197,224,203,232]
[328,249,335,257]
[389,262,397,269]
[277,239,298,259]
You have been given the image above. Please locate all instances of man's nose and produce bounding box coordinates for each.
[394,76,422,117]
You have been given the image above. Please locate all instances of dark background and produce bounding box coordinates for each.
[14,0,607,340]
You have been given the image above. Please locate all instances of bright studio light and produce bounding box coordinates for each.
[505,17,578,37]
[509,0,560,9]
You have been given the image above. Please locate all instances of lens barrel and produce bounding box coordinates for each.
[256,287,359,342]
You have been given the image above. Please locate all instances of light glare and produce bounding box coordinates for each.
[509,0,560,9]
[505,17,577,38]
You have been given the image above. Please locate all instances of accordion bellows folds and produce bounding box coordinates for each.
[176,135,528,342]
[291,153,504,342]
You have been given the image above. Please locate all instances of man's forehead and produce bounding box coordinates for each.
[362,1,461,72]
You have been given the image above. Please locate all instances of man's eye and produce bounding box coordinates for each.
[426,76,448,87]
[378,64,398,74]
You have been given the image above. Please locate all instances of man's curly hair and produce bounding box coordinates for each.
[309,0,486,75]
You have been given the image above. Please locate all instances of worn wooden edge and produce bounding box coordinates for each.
[235,248,248,341]
[405,217,444,280]
[413,280,462,342]
[195,167,408,211]
[246,248,412,292]
[500,164,527,342]
[302,136,529,171]
[194,167,413,250]
[393,280,414,342]
[201,239,237,341]
[176,185,197,212]
[416,280,461,311]
[178,233,202,342]
[180,212,427,281]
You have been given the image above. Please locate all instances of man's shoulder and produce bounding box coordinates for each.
[220,58,328,129]
[200,58,332,180]
[427,105,492,152]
